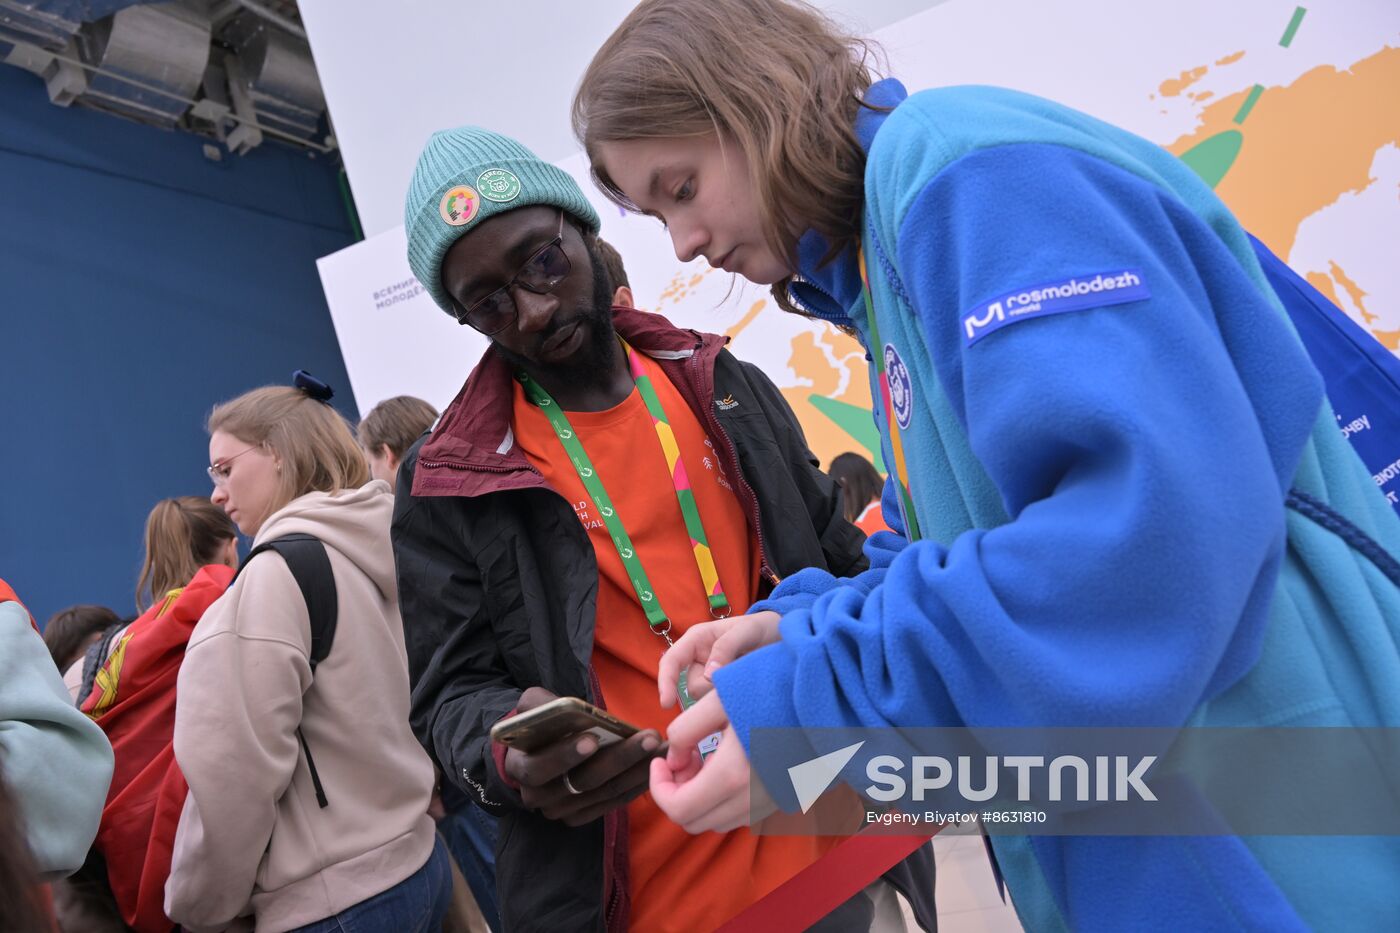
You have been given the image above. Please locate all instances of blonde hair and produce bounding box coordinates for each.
[207,387,370,527]
[357,395,438,460]
[136,496,237,611]
[573,0,883,311]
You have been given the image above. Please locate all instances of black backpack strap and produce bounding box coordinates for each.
[234,533,337,807]
[1286,487,1400,589]
[235,533,338,669]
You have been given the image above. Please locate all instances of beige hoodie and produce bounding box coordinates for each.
[165,482,436,933]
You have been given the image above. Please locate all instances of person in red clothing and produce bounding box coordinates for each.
[508,338,840,930]
[828,452,892,537]
[393,126,933,931]
[71,497,237,933]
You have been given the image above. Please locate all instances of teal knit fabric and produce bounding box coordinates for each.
[404,126,600,314]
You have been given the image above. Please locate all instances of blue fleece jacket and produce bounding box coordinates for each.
[714,81,1400,931]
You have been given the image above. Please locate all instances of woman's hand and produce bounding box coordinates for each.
[657,611,781,708]
[649,691,775,833]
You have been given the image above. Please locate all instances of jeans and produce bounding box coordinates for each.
[438,801,500,931]
[287,836,451,933]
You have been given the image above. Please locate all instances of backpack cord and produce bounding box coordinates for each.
[1286,487,1400,589]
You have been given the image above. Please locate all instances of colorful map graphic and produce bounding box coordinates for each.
[320,0,1400,483]
[1167,13,1400,351]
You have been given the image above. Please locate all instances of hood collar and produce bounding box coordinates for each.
[788,78,909,324]
[413,306,725,497]
[255,481,398,598]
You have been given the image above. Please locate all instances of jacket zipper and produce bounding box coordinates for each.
[587,664,606,709]
[788,273,853,324]
[418,457,541,477]
[606,883,622,932]
[590,665,627,933]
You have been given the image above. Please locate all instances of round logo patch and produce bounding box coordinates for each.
[884,343,914,430]
[439,185,480,226]
[477,168,521,203]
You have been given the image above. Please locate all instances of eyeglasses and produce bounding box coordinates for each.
[208,444,261,487]
[452,211,571,335]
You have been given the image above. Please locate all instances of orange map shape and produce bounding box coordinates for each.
[1166,46,1400,262]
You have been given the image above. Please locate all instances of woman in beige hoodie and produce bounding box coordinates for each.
[166,382,446,933]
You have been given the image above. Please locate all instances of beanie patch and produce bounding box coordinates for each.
[477,168,522,203]
[406,125,601,315]
[439,185,481,227]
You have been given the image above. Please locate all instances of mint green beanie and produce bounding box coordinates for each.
[404,126,601,315]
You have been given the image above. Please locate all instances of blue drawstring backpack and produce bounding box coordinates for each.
[1251,234,1400,517]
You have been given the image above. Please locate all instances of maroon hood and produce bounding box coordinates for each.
[412,307,728,499]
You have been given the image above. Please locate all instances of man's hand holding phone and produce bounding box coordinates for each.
[496,687,665,827]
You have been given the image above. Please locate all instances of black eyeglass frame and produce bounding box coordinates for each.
[450,210,570,335]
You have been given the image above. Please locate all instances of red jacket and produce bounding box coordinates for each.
[82,564,233,933]
[0,578,37,631]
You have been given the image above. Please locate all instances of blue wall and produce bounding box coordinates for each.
[0,64,358,625]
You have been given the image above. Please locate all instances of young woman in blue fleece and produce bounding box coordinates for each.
[575,0,1400,929]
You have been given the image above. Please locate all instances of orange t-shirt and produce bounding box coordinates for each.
[512,352,832,931]
[855,499,892,537]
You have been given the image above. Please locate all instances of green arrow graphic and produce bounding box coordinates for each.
[808,395,887,473]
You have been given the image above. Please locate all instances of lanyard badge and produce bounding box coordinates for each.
[857,248,922,543]
[518,340,727,758]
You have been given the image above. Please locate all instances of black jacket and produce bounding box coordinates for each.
[393,308,932,931]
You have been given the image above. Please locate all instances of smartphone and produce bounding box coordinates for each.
[490,696,640,754]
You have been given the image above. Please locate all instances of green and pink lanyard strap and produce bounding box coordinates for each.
[516,340,730,717]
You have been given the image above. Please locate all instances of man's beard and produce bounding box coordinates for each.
[491,238,619,383]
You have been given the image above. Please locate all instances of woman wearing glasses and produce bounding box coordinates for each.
[164,382,450,933]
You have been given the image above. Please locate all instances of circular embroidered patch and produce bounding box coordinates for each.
[477,168,521,203]
[884,343,915,430]
[439,185,480,226]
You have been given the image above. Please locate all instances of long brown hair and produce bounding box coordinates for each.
[136,497,237,611]
[208,387,370,528]
[829,452,884,523]
[573,0,883,311]
[357,396,438,461]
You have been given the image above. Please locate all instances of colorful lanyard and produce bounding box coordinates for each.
[516,342,731,710]
[863,254,1010,887]
[858,248,923,542]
